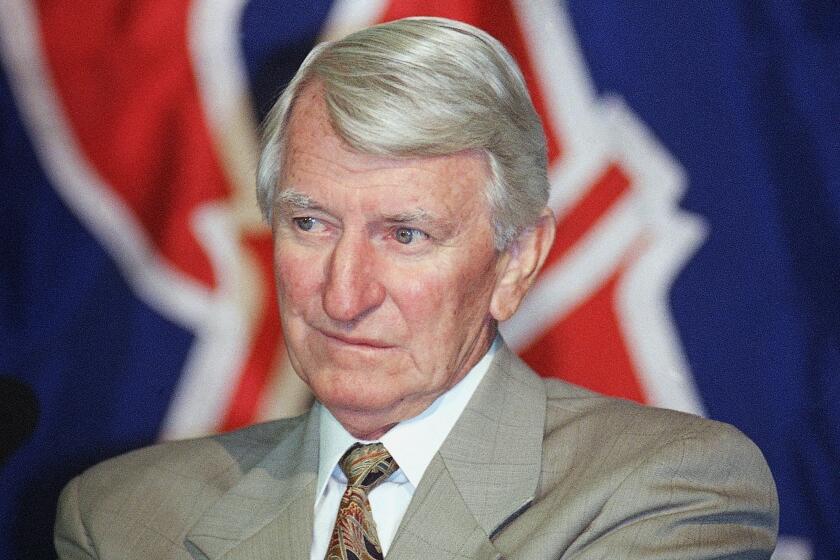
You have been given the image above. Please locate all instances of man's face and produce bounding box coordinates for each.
[272,85,509,438]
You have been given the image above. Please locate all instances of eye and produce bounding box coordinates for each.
[393,227,427,245]
[293,217,318,231]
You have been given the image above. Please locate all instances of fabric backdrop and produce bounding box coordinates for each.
[1,1,837,559]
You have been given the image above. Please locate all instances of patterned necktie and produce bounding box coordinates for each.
[325,443,399,560]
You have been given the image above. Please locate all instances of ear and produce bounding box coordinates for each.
[490,208,556,321]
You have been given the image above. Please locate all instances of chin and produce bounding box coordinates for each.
[304,362,380,395]
[319,382,403,413]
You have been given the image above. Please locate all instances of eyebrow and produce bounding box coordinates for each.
[382,209,433,223]
[273,189,320,211]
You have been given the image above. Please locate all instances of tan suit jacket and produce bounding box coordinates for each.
[55,343,778,559]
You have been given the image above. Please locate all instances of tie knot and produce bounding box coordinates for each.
[339,443,398,490]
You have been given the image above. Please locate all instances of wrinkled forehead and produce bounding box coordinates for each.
[279,118,485,237]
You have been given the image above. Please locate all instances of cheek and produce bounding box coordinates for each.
[448,256,500,322]
[384,266,449,336]
[390,256,495,329]
[396,273,442,315]
[274,250,322,312]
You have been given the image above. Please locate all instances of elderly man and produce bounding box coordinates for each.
[55,17,778,560]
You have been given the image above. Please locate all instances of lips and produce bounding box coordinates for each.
[319,330,394,349]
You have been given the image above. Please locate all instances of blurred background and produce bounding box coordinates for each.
[1,1,837,558]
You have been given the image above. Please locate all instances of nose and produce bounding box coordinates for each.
[322,231,386,324]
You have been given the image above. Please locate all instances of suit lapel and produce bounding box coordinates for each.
[385,454,503,559]
[185,408,320,560]
[388,343,546,559]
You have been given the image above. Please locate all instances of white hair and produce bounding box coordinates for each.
[256,17,549,249]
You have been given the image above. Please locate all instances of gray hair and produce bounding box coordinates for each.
[256,17,549,249]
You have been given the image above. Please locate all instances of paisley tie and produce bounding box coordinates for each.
[325,443,399,560]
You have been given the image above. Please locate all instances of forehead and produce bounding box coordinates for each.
[279,84,491,215]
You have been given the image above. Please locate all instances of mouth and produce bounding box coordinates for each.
[319,330,394,349]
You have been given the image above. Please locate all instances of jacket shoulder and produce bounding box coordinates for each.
[540,375,766,458]
[76,415,305,494]
[529,377,778,556]
[55,415,307,558]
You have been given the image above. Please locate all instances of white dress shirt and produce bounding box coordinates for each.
[309,338,499,560]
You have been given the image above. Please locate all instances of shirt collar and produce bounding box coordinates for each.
[316,336,499,501]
